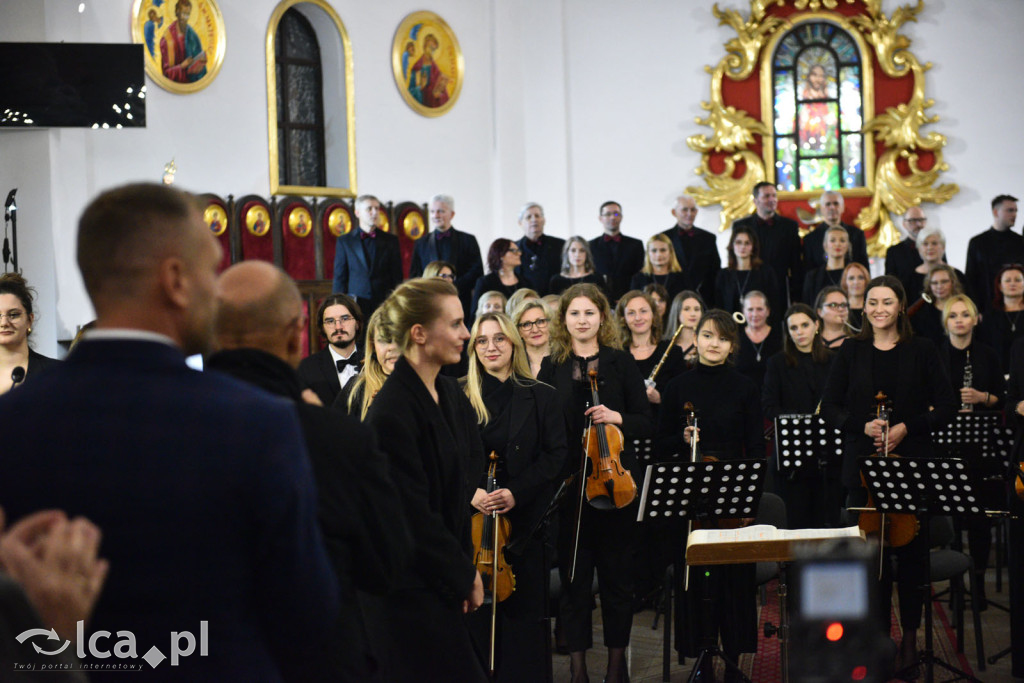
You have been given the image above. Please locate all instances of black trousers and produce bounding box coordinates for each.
[557,497,637,650]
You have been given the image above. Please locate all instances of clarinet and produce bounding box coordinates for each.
[961,350,973,412]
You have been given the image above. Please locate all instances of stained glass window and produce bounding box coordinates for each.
[276,9,326,188]
[772,22,864,191]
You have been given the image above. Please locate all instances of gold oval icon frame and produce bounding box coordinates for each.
[131,0,226,94]
[392,11,464,117]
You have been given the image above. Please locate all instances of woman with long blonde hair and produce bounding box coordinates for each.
[341,307,400,419]
[630,234,686,302]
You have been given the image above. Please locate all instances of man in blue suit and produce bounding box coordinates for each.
[332,194,403,317]
[0,183,338,682]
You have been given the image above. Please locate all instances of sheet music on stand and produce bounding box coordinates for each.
[774,414,843,472]
[636,459,765,523]
[931,411,1013,476]
[857,457,985,517]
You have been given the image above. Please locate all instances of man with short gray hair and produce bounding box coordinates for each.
[515,202,564,295]
[409,193,483,313]
[802,190,869,270]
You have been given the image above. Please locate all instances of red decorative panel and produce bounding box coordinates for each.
[236,195,274,263]
[279,197,316,280]
[200,193,231,273]
[318,200,353,281]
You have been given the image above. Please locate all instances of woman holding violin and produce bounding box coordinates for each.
[538,282,651,683]
[656,309,764,680]
[820,275,957,674]
[363,277,488,683]
[463,311,567,681]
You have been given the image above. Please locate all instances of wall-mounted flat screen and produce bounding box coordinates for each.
[0,43,146,129]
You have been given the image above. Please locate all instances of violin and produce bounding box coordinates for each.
[858,392,919,576]
[582,368,636,510]
[471,452,515,677]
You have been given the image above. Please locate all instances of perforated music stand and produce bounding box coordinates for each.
[774,413,843,471]
[638,459,766,683]
[931,411,1014,479]
[858,456,986,683]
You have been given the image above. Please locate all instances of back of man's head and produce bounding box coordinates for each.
[77,183,202,312]
[215,261,303,367]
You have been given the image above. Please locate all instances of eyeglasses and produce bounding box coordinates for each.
[474,334,509,349]
[600,212,622,218]
[823,302,849,310]
[324,315,354,327]
[517,318,549,331]
[905,217,927,224]
[0,311,25,323]
[438,273,455,281]
[506,247,521,255]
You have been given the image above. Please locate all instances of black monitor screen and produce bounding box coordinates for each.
[0,43,146,128]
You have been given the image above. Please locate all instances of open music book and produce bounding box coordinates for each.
[686,525,865,565]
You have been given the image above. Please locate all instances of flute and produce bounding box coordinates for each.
[646,323,686,387]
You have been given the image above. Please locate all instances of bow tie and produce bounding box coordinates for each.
[359,229,376,240]
[336,357,358,373]
[603,233,621,243]
[435,229,452,240]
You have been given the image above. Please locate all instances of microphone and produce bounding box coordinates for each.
[10,366,25,389]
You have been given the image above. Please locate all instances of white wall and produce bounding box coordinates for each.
[1,0,1022,354]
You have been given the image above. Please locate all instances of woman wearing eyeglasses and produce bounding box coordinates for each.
[0,273,58,395]
[815,286,850,349]
[511,299,552,378]
[424,260,457,282]
[463,312,567,682]
[472,239,525,316]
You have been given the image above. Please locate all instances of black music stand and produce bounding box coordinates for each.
[638,459,766,683]
[931,411,1013,479]
[858,456,986,683]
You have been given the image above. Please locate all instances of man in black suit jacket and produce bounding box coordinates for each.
[514,202,564,296]
[0,183,338,682]
[297,293,364,406]
[332,194,403,317]
[409,194,483,313]
[660,194,721,301]
[589,200,645,303]
[731,182,804,305]
[966,194,1024,311]
[802,190,870,270]
[211,261,410,682]
[885,206,929,294]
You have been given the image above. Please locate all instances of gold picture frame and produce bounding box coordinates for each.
[392,11,464,117]
[130,0,226,94]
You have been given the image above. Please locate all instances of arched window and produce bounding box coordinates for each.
[771,21,865,192]
[276,9,326,187]
[266,0,356,198]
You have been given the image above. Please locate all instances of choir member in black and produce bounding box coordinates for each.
[938,294,1004,609]
[589,201,646,304]
[643,282,669,327]
[736,290,782,393]
[841,262,869,332]
[907,264,963,345]
[762,303,840,528]
[979,263,1024,370]
[885,206,928,295]
[505,287,540,317]
[801,191,870,271]
[629,234,687,303]
[802,225,851,305]
[471,239,525,316]
[815,286,851,349]
[731,182,804,304]
[1001,336,1024,678]
[0,273,59,394]
[338,307,399,418]
[906,226,967,303]
[820,275,957,674]
[715,225,782,326]
[538,283,652,683]
[511,299,552,378]
[515,202,565,296]
[666,290,705,368]
[363,277,488,683]
[660,194,720,301]
[965,194,1024,313]
[549,236,608,297]
[463,312,568,682]
[423,259,456,282]
[656,309,764,680]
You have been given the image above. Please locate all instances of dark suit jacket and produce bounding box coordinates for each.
[516,234,565,296]
[332,228,403,312]
[965,227,1024,312]
[363,357,487,681]
[588,234,646,304]
[660,224,721,300]
[820,336,957,487]
[802,221,870,271]
[25,348,59,381]
[206,349,410,682]
[409,227,484,311]
[0,339,338,682]
[884,237,924,295]
[732,213,803,305]
[297,346,362,406]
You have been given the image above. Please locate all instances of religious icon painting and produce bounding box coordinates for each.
[131,0,226,94]
[392,11,464,117]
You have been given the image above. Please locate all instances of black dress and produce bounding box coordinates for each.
[548,272,608,297]
[657,362,764,662]
[735,326,782,395]
[714,265,783,326]
[538,347,651,653]
[363,357,488,683]
[629,271,687,303]
[471,272,523,315]
[467,373,568,682]
[801,266,845,305]
[761,349,841,528]
[909,303,945,345]
[979,307,1024,371]
[1002,338,1024,676]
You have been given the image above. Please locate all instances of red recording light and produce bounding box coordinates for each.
[825,622,844,641]
[851,664,867,680]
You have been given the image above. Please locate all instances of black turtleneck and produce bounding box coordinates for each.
[938,339,1004,409]
[480,372,514,464]
[657,362,764,460]
[761,348,835,419]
